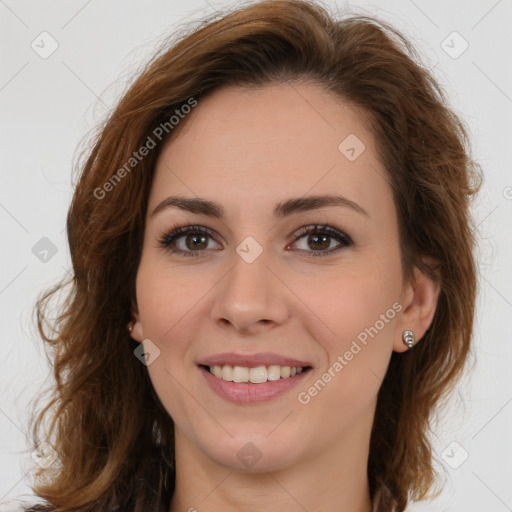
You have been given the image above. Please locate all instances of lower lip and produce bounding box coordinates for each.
[199,365,311,404]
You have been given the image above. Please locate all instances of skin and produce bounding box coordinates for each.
[130,81,440,512]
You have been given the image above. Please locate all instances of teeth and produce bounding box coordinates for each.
[249,366,267,383]
[280,366,290,378]
[221,365,233,381]
[267,365,281,381]
[233,366,249,383]
[207,364,307,383]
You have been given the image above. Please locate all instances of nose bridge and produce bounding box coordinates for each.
[212,240,288,331]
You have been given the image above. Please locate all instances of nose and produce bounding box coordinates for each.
[211,248,290,334]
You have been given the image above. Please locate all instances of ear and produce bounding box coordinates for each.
[128,299,144,343]
[393,259,441,353]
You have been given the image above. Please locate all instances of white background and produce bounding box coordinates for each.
[0,0,511,510]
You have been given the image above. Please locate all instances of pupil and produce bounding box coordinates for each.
[310,234,329,250]
[187,234,207,250]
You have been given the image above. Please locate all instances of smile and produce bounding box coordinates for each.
[198,364,312,403]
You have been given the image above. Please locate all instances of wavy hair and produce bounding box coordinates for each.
[11,1,480,511]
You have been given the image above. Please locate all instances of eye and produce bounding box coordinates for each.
[288,224,353,258]
[158,224,221,258]
[158,223,353,258]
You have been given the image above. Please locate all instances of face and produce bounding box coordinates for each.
[131,82,434,473]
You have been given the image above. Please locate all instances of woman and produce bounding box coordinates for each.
[12,0,480,510]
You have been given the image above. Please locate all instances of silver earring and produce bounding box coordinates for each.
[402,330,415,349]
[127,323,133,332]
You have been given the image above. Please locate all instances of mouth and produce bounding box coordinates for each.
[198,363,313,403]
[199,364,313,384]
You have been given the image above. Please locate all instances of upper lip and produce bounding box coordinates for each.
[198,352,312,368]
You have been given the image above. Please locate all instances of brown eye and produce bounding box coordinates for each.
[159,223,352,259]
[159,225,220,257]
[184,233,208,250]
[290,224,353,258]
[305,233,331,251]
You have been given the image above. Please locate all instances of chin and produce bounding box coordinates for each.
[203,432,300,472]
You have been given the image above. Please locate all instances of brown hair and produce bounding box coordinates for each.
[12,1,480,511]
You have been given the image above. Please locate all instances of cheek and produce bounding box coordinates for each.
[304,253,402,343]
[134,256,197,399]
[297,254,402,406]
[135,258,200,420]
[135,251,208,341]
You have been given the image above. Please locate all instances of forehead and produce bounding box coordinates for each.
[150,82,393,220]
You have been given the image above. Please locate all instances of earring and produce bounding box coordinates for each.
[127,322,133,332]
[402,330,416,349]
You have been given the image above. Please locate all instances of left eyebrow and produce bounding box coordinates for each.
[150,193,369,219]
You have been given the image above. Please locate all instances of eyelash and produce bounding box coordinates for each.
[158,222,353,259]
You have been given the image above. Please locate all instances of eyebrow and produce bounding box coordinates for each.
[150,194,368,219]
